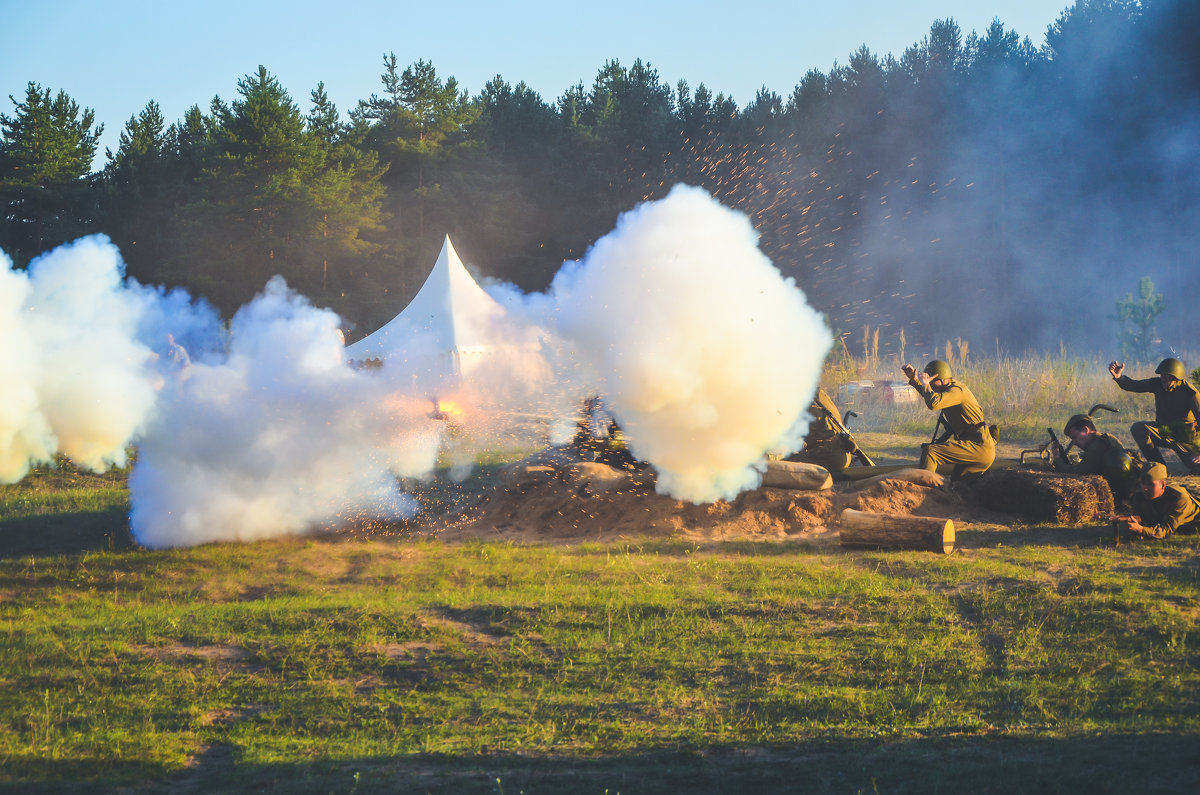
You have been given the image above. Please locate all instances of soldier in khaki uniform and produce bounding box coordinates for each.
[901,359,995,479]
[1109,357,1200,473]
[1054,413,1140,505]
[1117,462,1200,540]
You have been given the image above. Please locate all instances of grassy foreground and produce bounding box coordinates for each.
[1,463,1199,794]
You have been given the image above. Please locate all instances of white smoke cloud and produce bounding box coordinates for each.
[0,236,216,483]
[0,251,44,482]
[128,277,441,549]
[0,237,444,548]
[549,184,831,503]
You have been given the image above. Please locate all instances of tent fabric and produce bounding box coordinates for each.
[344,236,551,400]
[346,236,508,365]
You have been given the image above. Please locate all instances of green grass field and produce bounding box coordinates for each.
[2,352,1199,793]
[2,455,1199,794]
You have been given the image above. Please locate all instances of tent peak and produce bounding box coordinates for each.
[344,234,505,362]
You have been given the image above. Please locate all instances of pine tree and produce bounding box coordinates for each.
[1114,277,1165,362]
[307,82,342,146]
[169,67,385,310]
[99,100,175,277]
[356,55,477,239]
[0,82,102,264]
[303,83,385,294]
[178,66,314,306]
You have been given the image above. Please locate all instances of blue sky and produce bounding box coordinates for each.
[3,0,1071,167]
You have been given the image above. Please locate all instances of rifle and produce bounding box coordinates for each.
[1111,514,1129,546]
[1047,427,1073,466]
[827,407,874,467]
[837,411,875,467]
[930,411,952,445]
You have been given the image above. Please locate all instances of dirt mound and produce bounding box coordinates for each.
[418,454,970,545]
[431,463,833,543]
[849,475,964,518]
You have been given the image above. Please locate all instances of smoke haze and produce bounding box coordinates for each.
[828,2,1200,357]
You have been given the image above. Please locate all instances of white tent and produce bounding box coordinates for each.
[346,236,542,392]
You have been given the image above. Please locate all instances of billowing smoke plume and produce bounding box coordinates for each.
[0,237,448,548]
[549,184,830,502]
[0,236,218,483]
[128,278,440,548]
[5,185,831,545]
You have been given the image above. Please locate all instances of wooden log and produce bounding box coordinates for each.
[838,508,955,554]
[762,460,833,491]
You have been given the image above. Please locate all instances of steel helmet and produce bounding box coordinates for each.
[1102,448,1137,477]
[1155,357,1187,381]
[924,360,952,380]
[1063,414,1096,436]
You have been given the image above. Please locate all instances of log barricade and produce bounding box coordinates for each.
[839,508,955,554]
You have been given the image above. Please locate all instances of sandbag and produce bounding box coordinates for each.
[564,462,630,494]
[762,460,833,491]
[847,467,945,491]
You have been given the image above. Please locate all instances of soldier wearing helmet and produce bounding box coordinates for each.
[901,359,995,479]
[1055,413,1140,504]
[1108,357,1200,473]
[1116,461,1200,540]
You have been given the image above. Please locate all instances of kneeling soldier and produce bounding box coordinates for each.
[902,359,996,480]
[1109,357,1200,473]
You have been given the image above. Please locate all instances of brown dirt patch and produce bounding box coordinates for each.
[198,704,266,727]
[410,454,979,546]
[338,446,1194,548]
[141,642,250,663]
[372,641,447,660]
[850,476,963,517]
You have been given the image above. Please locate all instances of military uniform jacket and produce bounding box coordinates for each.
[909,379,991,444]
[1130,484,1200,539]
[1115,375,1200,440]
[1066,433,1129,476]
